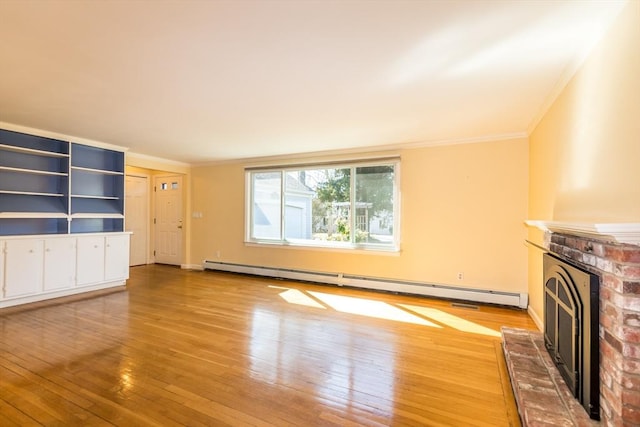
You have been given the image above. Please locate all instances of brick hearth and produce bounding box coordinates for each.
[502,327,597,426]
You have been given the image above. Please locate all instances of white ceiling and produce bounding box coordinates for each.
[0,0,626,164]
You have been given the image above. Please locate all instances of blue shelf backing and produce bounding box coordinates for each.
[0,128,68,154]
[0,193,67,213]
[0,170,68,195]
[0,150,68,173]
[71,198,123,214]
[71,144,124,172]
[0,218,68,235]
[71,171,122,198]
[70,218,123,233]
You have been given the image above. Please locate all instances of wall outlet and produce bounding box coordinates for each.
[457,272,464,280]
[216,250,221,259]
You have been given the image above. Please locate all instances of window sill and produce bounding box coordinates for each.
[244,240,400,255]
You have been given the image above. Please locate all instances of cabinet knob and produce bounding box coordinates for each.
[29,249,34,253]
[94,245,98,248]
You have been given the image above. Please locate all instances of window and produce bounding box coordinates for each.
[247,159,399,251]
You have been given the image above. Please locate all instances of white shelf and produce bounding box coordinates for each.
[0,190,65,197]
[71,166,124,176]
[71,194,119,200]
[0,212,68,219]
[71,213,124,219]
[526,220,640,246]
[0,143,69,158]
[0,165,68,176]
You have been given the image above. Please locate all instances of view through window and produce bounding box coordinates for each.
[247,160,398,250]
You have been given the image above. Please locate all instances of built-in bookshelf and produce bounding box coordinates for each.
[70,143,124,233]
[0,128,125,235]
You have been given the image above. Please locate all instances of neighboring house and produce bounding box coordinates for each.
[253,174,314,240]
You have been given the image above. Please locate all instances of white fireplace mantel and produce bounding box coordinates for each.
[525,220,640,246]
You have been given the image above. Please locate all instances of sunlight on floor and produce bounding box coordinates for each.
[400,304,501,337]
[278,288,326,309]
[273,285,502,337]
[308,291,441,327]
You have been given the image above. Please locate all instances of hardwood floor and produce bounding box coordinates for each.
[0,265,537,426]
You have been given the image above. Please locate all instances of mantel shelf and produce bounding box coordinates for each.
[525,220,640,246]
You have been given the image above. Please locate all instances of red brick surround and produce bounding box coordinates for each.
[548,233,640,426]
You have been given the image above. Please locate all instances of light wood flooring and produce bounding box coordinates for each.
[0,264,537,426]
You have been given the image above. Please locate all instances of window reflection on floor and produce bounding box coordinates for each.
[250,285,503,412]
[249,308,396,412]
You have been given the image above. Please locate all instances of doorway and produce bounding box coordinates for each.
[154,175,183,265]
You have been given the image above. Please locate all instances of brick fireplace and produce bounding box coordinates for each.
[512,223,640,425]
[548,232,640,425]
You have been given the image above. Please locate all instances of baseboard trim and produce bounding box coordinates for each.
[0,281,127,310]
[527,306,544,331]
[203,261,528,309]
[181,264,205,271]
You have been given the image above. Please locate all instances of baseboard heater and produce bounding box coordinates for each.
[203,261,528,309]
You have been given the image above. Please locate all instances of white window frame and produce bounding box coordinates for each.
[245,158,400,252]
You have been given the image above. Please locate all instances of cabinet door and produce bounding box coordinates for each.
[76,236,105,286]
[4,239,44,298]
[43,238,76,291]
[105,234,130,281]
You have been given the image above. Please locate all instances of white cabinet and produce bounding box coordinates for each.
[0,242,4,294]
[105,234,130,281]
[43,238,76,291]
[76,235,105,286]
[0,233,130,308]
[4,239,44,298]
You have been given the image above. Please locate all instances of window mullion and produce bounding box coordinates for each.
[350,166,356,245]
[280,170,286,241]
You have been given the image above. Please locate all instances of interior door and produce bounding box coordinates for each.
[125,174,148,266]
[154,175,183,265]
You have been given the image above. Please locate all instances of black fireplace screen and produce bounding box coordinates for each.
[543,253,600,420]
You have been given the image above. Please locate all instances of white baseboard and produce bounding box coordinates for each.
[181,264,205,271]
[0,280,126,309]
[527,306,544,331]
[203,261,528,309]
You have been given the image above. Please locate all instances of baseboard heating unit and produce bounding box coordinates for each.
[203,261,528,309]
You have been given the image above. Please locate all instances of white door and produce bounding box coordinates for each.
[76,236,105,286]
[126,175,148,266]
[105,234,130,281]
[43,238,76,291]
[4,239,44,298]
[154,175,183,265]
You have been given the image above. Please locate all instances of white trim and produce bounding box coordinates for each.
[195,132,528,167]
[0,280,126,309]
[203,261,528,308]
[181,263,204,270]
[527,306,544,332]
[526,220,640,246]
[0,121,128,152]
[127,151,191,168]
